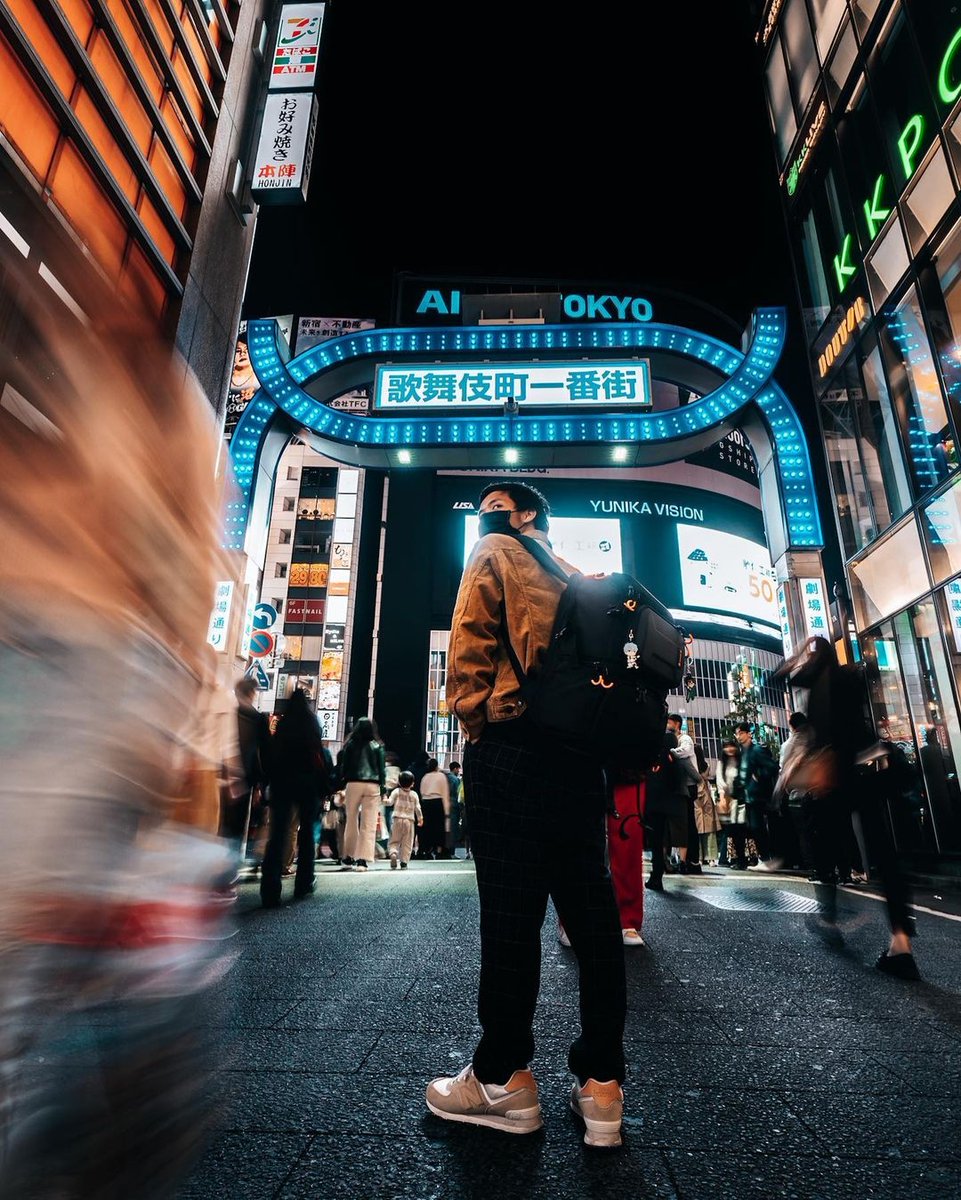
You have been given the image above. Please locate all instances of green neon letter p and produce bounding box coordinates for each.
[897,115,926,181]
[939,27,961,105]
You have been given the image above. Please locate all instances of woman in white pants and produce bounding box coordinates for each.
[336,717,387,871]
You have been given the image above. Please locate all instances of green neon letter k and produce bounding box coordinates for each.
[897,115,926,181]
[833,233,856,292]
[863,175,891,240]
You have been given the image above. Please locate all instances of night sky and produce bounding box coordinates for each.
[243,1,840,581]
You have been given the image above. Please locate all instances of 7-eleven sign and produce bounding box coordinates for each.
[269,3,326,89]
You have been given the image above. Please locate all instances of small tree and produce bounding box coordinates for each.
[722,651,780,756]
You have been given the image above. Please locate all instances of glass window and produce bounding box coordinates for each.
[783,0,820,114]
[926,219,961,421]
[282,495,296,511]
[765,34,798,164]
[880,288,957,496]
[908,0,961,124]
[794,203,833,325]
[860,341,913,525]
[836,85,890,254]
[810,0,847,59]
[860,620,933,851]
[922,476,961,585]
[849,515,929,626]
[852,0,882,39]
[870,10,937,196]
[865,218,910,309]
[826,19,858,103]
[894,603,961,852]
[274,562,287,578]
[820,367,878,555]
[902,148,955,257]
[278,528,291,544]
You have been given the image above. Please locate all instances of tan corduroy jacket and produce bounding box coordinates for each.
[446,528,577,743]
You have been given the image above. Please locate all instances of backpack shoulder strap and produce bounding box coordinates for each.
[512,532,571,584]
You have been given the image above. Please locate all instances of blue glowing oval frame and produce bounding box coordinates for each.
[226,307,821,554]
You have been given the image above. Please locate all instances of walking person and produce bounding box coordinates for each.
[386,770,423,869]
[418,758,451,859]
[426,481,627,1148]
[693,742,721,865]
[644,729,689,891]
[666,713,701,874]
[260,691,329,907]
[225,678,272,865]
[445,760,463,857]
[735,723,782,871]
[336,717,387,872]
[777,637,920,978]
[715,738,748,868]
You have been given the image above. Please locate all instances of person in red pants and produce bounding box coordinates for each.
[607,771,646,946]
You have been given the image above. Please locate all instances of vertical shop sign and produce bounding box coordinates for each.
[251,93,319,205]
[207,581,234,652]
[268,3,326,88]
[798,578,828,640]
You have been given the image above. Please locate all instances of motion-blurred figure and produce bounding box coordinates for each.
[777,637,920,980]
[0,247,234,1195]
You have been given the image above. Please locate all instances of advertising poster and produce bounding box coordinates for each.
[331,542,353,569]
[321,652,343,680]
[316,681,340,709]
[224,316,293,442]
[295,316,376,414]
[323,625,345,651]
[677,525,778,627]
[286,597,325,623]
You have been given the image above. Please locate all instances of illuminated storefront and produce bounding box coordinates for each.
[760,0,961,857]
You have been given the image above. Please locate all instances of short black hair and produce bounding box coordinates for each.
[398,770,415,788]
[788,711,808,730]
[478,481,551,531]
[735,722,753,735]
[666,712,683,726]
[449,761,461,771]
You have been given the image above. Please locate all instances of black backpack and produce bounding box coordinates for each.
[502,534,687,771]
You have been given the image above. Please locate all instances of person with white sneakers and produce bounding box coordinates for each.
[426,481,626,1149]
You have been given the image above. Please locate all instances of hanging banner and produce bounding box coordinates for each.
[269,3,326,89]
[251,92,319,205]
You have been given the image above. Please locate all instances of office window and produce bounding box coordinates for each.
[794,204,833,328]
[274,562,288,578]
[849,516,928,626]
[287,466,299,481]
[810,0,847,60]
[902,148,955,257]
[923,475,961,585]
[278,528,292,544]
[765,33,798,164]
[826,20,858,103]
[283,495,296,511]
[859,341,913,530]
[782,0,820,114]
[930,218,961,417]
[851,0,882,38]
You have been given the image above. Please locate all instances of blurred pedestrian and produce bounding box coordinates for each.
[736,724,782,871]
[645,729,689,891]
[229,677,272,868]
[693,742,721,865]
[777,637,920,979]
[260,689,329,907]
[337,717,387,872]
[667,713,701,874]
[445,759,463,856]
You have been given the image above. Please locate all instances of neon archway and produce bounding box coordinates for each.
[226,308,822,598]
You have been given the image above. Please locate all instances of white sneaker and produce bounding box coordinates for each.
[749,858,784,873]
[426,1065,543,1134]
[557,926,571,947]
[622,928,645,947]
[569,1078,624,1148]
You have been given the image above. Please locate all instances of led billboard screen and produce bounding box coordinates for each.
[463,516,623,575]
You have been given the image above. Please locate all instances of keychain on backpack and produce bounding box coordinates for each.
[623,632,639,670]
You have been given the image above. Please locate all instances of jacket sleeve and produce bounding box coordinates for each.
[414,792,423,822]
[446,550,505,743]
[375,743,386,790]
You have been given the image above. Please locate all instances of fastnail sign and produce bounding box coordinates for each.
[831,23,961,294]
[373,360,653,411]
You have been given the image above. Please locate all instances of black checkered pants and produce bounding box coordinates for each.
[464,736,626,1086]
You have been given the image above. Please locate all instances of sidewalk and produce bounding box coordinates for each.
[178,862,961,1200]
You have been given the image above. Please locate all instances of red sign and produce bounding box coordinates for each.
[249,631,276,658]
[286,598,325,624]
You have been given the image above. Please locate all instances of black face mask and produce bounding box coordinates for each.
[478,510,517,538]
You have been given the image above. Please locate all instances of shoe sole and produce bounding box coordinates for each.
[425,1097,543,1134]
[569,1094,623,1148]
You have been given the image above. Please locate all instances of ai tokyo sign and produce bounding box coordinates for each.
[374,360,653,411]
[269,3,325,89]
[251,92,318,204]
[207,581,234,653]
[799,578,828,641]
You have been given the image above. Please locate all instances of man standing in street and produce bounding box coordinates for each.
[735,722,782,871]
[425,482,626,1149]
[224,678,272,863]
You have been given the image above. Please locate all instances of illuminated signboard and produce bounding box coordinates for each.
[677,525,779,629]
[798,577,829,639]
[829,23,961,292]
[374,359,652,411]
[816,296,868,378]
[268,3,326,89]
[207,581,234,652]
[783,97,827,197]
[777,583,793,658]
[414,289,653,322]
[251,92,318,204]
[464,515,623,575]
[756,0,784,46]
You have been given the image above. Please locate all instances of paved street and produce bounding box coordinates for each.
[178,861,961,1200]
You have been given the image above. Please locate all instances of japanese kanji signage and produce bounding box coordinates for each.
[251,92,318,205]
[798,577,828,641]
[207,581,234,653]
[373,360,653,411]
[269,3,326,89]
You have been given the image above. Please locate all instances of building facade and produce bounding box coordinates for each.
[759,0,961,858]
[0,0,273,414]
